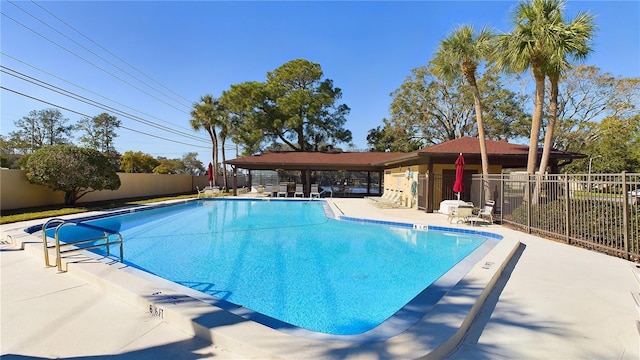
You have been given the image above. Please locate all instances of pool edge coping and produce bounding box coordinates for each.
[12,199,520,359]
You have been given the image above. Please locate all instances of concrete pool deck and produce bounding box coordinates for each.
[1,198,638,359]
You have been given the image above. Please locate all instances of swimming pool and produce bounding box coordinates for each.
[40,199,495,338]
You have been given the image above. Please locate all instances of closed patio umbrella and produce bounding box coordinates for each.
[207,162,213,187]
[453,153,465,200]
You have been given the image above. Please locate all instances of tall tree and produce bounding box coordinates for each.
[496,0,565,175]
[217,112,230,190]
[366,119,423,152]
[10,108,73,153]
[388,66,475,144]
[190,95,221,186]
[382,65,528,146]
[432,25,494,201]
[120,151,159,173]
[537,8,595,175]
[547,66,634,153]
[555,65,612,132]
[153,157,183,174]
[76,113,121,153]
[181,152,205,175]
[477,69,532,142]
[221,81,269,155]
[0,135,21,168]
[151,153,204,175]
[222,59,352,153]
[574,115,640,173]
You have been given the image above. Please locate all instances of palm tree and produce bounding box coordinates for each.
[496,0,565,176]
[218,110,231,191]
[432,25,494,202]
[190,95,219,187]
[538,11,595,175]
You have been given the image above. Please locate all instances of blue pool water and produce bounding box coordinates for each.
[45,199,488,336]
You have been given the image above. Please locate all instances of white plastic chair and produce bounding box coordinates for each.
[448,205,474,223]
[277,184,288,197]
[469,200,495,225]
[310,184,320,199]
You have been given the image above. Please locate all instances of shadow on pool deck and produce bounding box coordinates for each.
[1,198,638,359]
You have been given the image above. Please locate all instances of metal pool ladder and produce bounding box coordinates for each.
[41,218,124,272]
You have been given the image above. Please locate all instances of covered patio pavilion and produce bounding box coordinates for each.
[225,151,405,197]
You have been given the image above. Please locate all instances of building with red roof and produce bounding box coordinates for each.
[226,137,584,212]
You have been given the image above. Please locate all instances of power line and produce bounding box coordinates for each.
[1,10,191,114]
[7,0,193,110]
[1,86,211,149]
[29,0,194,106]
[1,52,199,136]
[1,66,210,144]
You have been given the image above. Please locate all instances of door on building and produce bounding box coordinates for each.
[417,173,427,210]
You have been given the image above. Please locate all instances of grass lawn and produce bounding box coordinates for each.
[0,194,204,225]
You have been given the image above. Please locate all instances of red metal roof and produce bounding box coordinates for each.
[375,136,584,167]
[418,136,530,155]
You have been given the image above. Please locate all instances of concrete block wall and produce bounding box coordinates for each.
[1,169,192,210]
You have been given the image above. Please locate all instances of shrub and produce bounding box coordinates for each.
[26,145,121,205]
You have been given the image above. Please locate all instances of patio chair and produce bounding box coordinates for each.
[373,190,404,208]
[197,186,219,198]
[277,184,288,197]
[310,184,320,199]
[294,184,304,197]
[381,188,392,200]
[381,190,399,203]
[366,188,391,202]
[469,200,495,225]
[448,205,474,224]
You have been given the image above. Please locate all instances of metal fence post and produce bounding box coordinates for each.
[500,173,505,223]
[527,174,532,233]
[622,171,630,260]
[565,173,570,244]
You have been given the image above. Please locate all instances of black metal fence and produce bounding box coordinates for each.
[468,172,640,261]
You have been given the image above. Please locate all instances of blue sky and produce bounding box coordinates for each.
[2,0,638,165]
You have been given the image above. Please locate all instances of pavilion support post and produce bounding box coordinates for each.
[232,166,238,196]
[426,163,434,212]
[366,171,371,195]
[299,169,309,196]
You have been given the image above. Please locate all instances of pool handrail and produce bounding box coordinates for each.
[41,218,124,271]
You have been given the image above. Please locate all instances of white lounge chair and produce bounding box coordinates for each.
[372,190,404,208]
[197,186,219,198]
[379,190,398,203]
[277,184,288,197]
[265,184,274,197]
[366,188,391,202]
[294,184,304,197]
